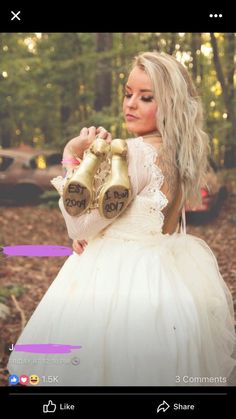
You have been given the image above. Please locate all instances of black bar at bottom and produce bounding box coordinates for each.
[2,386,235,418]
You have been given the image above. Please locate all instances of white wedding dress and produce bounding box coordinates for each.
[7,137,236,386]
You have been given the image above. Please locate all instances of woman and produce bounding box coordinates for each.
[8,52,236,386]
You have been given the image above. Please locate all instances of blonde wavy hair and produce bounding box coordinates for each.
[133,52,210,209]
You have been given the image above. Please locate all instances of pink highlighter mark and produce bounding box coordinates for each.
[1,245,73,257]
[14,344,82,354]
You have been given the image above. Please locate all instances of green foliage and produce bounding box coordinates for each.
[38,190,60,208]
[0,33,235,166]
[0,284,25,303]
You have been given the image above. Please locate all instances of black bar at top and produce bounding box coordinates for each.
[0,5,234,32]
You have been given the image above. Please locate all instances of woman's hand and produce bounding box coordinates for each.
[96,126,112,144]
[63,126,112,163]
[72,239,88,255]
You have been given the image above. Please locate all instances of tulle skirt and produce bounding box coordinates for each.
[7,232,236,386]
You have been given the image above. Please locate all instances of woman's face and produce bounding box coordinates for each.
[123,66,158,136]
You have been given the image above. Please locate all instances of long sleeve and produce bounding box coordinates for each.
[54,140,149,241]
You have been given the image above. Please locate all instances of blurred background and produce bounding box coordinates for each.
[0,33,236,164]
[0,33,236,385]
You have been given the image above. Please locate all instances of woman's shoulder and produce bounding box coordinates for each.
[126,136,164,159]
[126,136,178,190]
[129,137,178,190]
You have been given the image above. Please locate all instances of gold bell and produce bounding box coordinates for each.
[98,139,132,219]
[63,138,110,216]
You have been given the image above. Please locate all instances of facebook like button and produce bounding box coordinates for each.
[9,374,19,385]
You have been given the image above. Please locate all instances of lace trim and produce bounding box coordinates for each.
[50,168,76,196]
[93,146,133,201]
[93,158,111,199]
[131,137,169,212]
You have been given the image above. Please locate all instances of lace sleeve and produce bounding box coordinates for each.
[137,138,178,212]
[56,140,149,241]
[50,168,75,196]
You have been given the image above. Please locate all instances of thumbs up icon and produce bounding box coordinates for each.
[43,400,57,413]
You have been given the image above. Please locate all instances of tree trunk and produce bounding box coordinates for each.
[168,33,177,55]
[94,33,113,111]
[190,33,199,81]
[210,33,236,168]
[0,129,11,148]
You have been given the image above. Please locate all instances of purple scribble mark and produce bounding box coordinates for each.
[1,245,73,257]
[14,344,82,354]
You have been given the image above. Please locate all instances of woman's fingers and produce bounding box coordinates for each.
[87,126,96,144]
[78,126,96,150]
[72,239,88,255]
[80,240,88,247]
[96,126,105,134]
[97,127,108,139]
[72,240,82,254]
[96,126,112,144]
[80,127,88,137]
[72,240,83,254]
[106,132,112,144]
[77,127,90,150]
[65,126,112,159]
